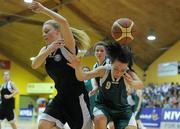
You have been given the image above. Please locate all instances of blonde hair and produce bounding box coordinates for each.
[3,70,10,75]
[44,20,91,50]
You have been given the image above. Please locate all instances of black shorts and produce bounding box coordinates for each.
[0,107,15,122]
[39,93,92,129]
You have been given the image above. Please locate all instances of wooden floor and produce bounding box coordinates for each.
[1,119,37,129]
[1,118,71,129]
[1,119,156,129]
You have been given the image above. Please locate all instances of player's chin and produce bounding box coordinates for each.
[114,74,121,78]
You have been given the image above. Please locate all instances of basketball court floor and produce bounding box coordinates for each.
[1,119,155,129]
[1,119,72,129]
[2,119,37,129]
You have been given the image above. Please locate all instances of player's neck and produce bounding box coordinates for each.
[5,80,10,83]
[98,58,106,65]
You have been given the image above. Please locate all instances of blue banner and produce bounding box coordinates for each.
[140,108,162,128]
[161,108,180,122]
[19,108,33,117]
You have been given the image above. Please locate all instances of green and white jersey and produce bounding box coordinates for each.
[93,58,111,86]
[96,65,131,112]
[93,58,111,69]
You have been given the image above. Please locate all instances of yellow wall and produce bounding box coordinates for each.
[0,53,41,115]
[44,76,57,97]
[145,41,180,85]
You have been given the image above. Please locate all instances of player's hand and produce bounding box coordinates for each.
[4,94,12,99]
[89,89,98,97]
[123,72,133,85]
[47,39,65,53]
[29,1,45,13]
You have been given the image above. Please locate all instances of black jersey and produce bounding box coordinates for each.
[96,65,131,112]
[93,58,110,86]
[43,47,91,129]
[0,81,15,110]
[45,47,86,99]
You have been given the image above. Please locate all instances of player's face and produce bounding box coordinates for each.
[95,45,106,61]
[3,72,10,81]
[42,24,59,44]
[112,60,128,79]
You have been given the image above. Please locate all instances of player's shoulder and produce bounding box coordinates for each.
[9,81,15,85]
[93,63,98,69]
[104,64,111,70]
[105,58,111,65]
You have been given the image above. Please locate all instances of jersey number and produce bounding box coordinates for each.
[105,81,111,90]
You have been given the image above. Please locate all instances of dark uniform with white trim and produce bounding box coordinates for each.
[0,81,15,122]
[93,65,135,129]
[40,47,91,129]
[93,58,110,86]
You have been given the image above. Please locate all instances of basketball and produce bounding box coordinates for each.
[111,18,136,44]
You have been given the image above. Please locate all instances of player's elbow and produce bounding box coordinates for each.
[16,90,19,94]
[31,64,37,69]
[57,18,68,26]
[31,61,39,69]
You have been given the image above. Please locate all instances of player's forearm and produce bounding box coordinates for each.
[75,67,87,81]
[131,81,144,89]
[10,90,19,98]
[92,86,98,94]
[42,7,68,25]
[93,85,99,90]
[128,71,144,89]
[92,80,99,91]
[32,49,51,69]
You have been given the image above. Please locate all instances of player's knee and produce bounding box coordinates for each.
[107,121,115,129]
[94,115,107,129]
[38,120,56,129]
[38,122,46,129]
[94,115,107,124]
[38,123,45,129]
